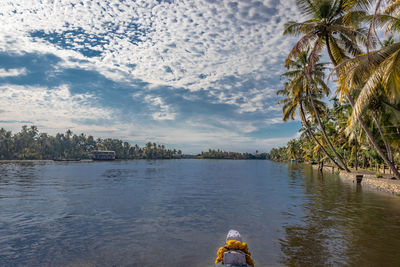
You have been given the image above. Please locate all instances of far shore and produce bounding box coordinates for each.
[0,157,267,162]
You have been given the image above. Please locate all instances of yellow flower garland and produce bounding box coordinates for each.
[215,240,255,267]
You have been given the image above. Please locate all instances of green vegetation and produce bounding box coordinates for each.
[0,126,182,160]
[272,0,400,178]
[197,149,268,160]
[269,139,303,162]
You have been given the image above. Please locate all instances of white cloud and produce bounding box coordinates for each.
[0,0,301,94]
[143,95,176,120]
[0,0,304,152]
[0,84,118,133]
[0,68,26,77]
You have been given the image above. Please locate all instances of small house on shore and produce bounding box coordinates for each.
[92,150,116,160]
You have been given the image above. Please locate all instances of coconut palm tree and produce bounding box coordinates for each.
[285,0,400,178]
[278,52,347,170]
[335,1,400,178]
[283,0,371,172]
[339,0,400,117]
[279,51,350,171]
[287,139,303,160]
[284,0,371,76]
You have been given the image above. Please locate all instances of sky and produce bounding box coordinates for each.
[0,0,304,154]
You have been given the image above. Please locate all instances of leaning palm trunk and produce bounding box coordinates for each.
[326,41,400,179]
[372,114,394,163]
[306,86,351,172]
[300,102,344,170]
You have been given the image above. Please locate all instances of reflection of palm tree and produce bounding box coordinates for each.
[278,51,347,170]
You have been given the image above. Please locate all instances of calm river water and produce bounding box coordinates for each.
[1,160,400,266]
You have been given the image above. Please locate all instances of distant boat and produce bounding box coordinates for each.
[92,150,116,161]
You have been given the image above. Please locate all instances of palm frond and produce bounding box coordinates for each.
[382,48,400,100]
[296,0,317,16]
[306,37,324,77]
[385,0,400,15]
[284,20,317,36]
[365,14,400,33]
[281,70,302,78]
[351,64,384,119]
[283,102,297,121]
[366,0,384,52]
[342,0,374,11]
[314,76,331,96]
[328,25,370,48]
[285,32,317,66]
[342,10,369,26]
[336,42,400,92]
[328,35,348,64]
[338,33,363,56]
[385,16,400,33]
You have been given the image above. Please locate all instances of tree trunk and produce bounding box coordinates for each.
[300,102,344,170]
[372,114,393,162]
[347,95,400,179]
[362,153,365,169]
[306,39,350,171]
[355,140,358,171]
[324,36,398,176]
[306,86,351,172]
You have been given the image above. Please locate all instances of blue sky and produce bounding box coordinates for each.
[0,0,303,154]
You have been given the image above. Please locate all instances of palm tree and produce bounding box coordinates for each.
[285,0,400,179]
[284,0,370,76]
[279,51,349,171]
[335,1,400,178]
[283,0,371,172]
[287,139,302,160]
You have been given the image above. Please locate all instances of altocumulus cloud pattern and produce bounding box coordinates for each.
[0,0,302,153]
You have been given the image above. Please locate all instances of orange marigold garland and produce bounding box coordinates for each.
[215,240,254,266]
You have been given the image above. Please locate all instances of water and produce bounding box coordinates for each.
[1,160,400,266]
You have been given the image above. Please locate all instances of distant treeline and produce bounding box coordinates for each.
[0,126,182,160]
[197,149,268,160]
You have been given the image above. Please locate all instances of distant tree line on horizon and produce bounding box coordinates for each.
[197,149,268,160]
[0,126,182,160]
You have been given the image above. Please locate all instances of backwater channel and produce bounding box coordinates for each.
[1,160,400,266]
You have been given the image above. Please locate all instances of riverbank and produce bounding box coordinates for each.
[311,164,400,195]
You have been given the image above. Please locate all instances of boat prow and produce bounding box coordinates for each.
[214,230,254,267]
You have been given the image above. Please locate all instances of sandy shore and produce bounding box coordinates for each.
[312,164,400,196]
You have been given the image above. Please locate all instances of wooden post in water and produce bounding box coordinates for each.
[356,174,363,184]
